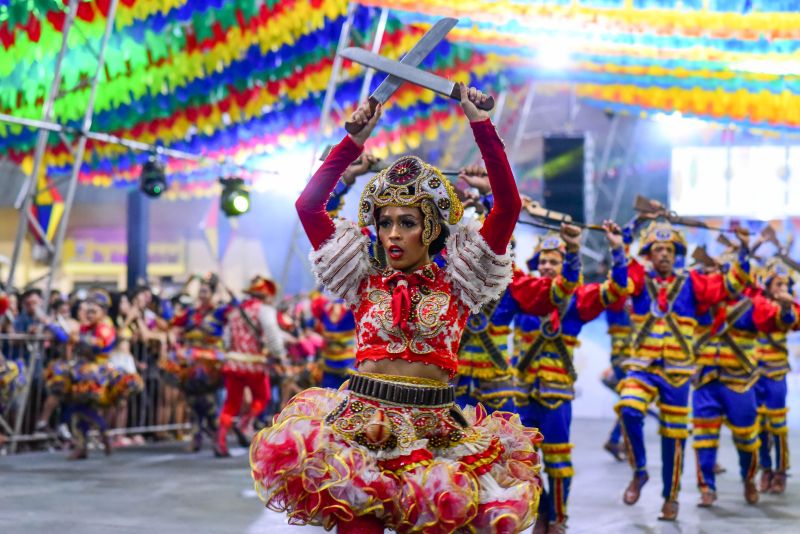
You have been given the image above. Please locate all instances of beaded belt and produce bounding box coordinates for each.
[347,373,455,407]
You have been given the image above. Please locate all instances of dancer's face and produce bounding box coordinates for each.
[768,277,789,297]
[377,206,434,273]
[198,283,213,305]
[648,242,675,277]
[85,302,104,325]
[538,251,563,279]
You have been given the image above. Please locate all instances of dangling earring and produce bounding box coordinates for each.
[373,239,388,269]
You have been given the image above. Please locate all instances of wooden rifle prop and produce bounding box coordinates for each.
[691,245,721,269]
[319,146,459,176]
[520,198,620,234]
[634,195,749,236]
[716,233,766,262]
[761,225,800,274]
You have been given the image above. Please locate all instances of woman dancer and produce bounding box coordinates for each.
[251,86,554,533]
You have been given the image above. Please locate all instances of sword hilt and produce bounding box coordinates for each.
[449,85,495,111]
[344,97,380,135]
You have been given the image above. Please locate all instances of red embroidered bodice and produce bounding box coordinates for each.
[353,263,468,377]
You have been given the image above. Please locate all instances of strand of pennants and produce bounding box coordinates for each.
[3,1,519,195]
[358,2,800,132]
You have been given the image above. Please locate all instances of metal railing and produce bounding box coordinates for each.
[1,333,191,454]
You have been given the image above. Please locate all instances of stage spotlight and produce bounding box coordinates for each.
[140,157,167,198]
[220,177,251,217]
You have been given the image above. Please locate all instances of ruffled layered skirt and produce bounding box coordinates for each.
[44,357,143,406]
[250,374,542,533]
[0,358,25,415]
[159,345,224,395]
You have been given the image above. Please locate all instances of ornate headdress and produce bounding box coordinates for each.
[358,156,463,245]
[245,276,277,298]
[527,232,566,271]
[87,288,111,310]
[759,257,795,292]
[639,222,687,256]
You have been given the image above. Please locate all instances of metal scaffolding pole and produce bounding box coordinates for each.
[44,0,121,299]
[0,112,279,176]
[511,84,537,160]
[7,0,81,453]
[6,0,80,288]
[359,9,389,104]
[278,2,358,292]
[609,118,640,221]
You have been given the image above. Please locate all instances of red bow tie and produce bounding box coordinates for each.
[385,272,415,330]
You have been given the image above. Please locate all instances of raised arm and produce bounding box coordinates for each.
[457,83,521,254]
[575,222,628,321]
[295,103,382,249]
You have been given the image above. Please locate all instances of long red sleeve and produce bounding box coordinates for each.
[471,119,522,254]
[295,135,364,250]
[509,270,560,316]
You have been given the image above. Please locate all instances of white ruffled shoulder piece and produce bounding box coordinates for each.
[309,218,373,307]
[445,218,513,314]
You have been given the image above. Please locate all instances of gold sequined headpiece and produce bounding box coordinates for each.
[759,257,795,291]
[639,222,687,256]
[358,156,463,245]
[527,232,566,271]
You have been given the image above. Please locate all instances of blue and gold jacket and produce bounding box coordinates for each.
[511,248,628,408]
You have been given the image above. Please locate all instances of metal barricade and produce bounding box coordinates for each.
[0,333,191,454]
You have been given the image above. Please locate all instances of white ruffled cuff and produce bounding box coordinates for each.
[445,219,513,314]
[309,218,372,307]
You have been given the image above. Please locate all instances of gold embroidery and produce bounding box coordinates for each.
[365,289,450,355]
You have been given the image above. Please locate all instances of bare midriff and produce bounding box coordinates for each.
[357,358,450,384]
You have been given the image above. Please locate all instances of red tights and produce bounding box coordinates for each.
[219,372,269,428]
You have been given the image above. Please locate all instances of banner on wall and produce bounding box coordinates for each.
[62,237,186,277]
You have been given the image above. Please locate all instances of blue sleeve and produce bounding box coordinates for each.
[481,193,494,214]
[214,303,232,322]
[610,247,628,288]
[159,298,175,321]
[563,251,581,283]
[325,180,351,214]
[47,323,69,344]
[622,224,634,246]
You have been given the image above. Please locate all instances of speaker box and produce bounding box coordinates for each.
[542,135,586,222]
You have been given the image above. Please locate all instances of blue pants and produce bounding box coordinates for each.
[693,381,759,491]
[455,374,519,414]
[519,398,572,523]
[607,365,626,444]
[756,376,790,472]
[616,370,691,501]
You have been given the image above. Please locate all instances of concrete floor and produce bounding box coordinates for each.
[0,419,797,534]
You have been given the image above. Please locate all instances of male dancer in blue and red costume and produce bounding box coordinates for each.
[511,222,627,534]
[755,258,799,494]
[691,252,796,506]
[454,168,529,414]
[618,223,750,521]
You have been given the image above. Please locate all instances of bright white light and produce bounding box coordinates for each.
[733,59,800,76]
[232,194,250,213]
[248,147,314,197]
[538,43,572,70]
[653,112,710,140]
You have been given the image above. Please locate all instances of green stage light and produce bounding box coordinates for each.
[220,177,251,217]
[140,158,167,198]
